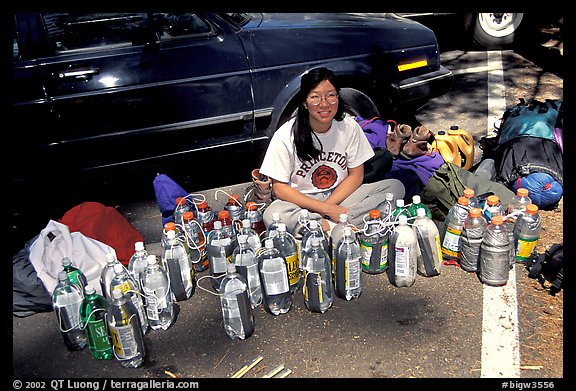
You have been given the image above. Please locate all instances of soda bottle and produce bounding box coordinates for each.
[232,235,263,308]
[479,215,510,286]
[101,252,123,301]
[141,255,174,331]
[359,209,389,274]
[334,227,362,301]
[109,263,149,335]
[161,222,180,249]
[407,195,432,220]
[225,193,245,226]
[376,192,395,222]
[219,263,255,340]
[161,229,195,301]
[388,214,418,287]
[300,219,330,271]
[217,209,239,250]
[463,188,480,209]
[440,196,469,264]
[108,288,146,368]
[207,220,235,292]
[127,242,148,292]
[173,196,191,228]
[245,201,266,237]
[61,257,88,294]
[391,199,410,221]
[513,204,541,264]
[302,237,333,313]
[459,208,487,273]
[293,209,312,260]
[196,200,215,235]
[266,212,282,240]
[272,223,300,293]
[52,271,87,350]
[182,211,208,272]
[239,218,262,255]
[80,284,113,360]
[412,207,443,277]
[258,238,292,315]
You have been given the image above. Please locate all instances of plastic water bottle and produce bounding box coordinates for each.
[173,196,191,228]
[162,229,195,301]
[52,271,87,350]
[463,188,480,209]
[217,209,239,250]
[127,242,148,292]
[232,235,262,308]
[266,212,282,240]
[272,222,300,293]
[407,195,433,220]
[329,213,350,260]
[258,239,292,316]
[300,219,330,271]
[108,288,146,368]
[80,284,113,360]
[239,218,262,255]
[483,194,502,222]
[459,208,487,272]
[109,263,149,335]
[245,201,266,237]
[506,188,532,267]
[479,216,510,286]
[376,192,395,221]
[388,214,418,287]
[293,209,312,259]
[440,196,469,264]
[196,200,215,235]
[334,227,362,300]
[207,220,235,292]
[182,211,208,272]
[359,209,389,274]
[101,252,123,301]
[225,193,245,226]
[513,204,541,263]
[411,208,443,277]
[141,255,174,331]
[61,257,88,295]
[302,237,333,313]
[219,263,255,340]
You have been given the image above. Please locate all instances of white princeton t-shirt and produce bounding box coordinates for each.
[260,115,374,194]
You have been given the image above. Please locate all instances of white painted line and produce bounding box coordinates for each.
[480,50,521,378]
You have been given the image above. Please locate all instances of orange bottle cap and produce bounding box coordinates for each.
[487,195,499,205]
[164,222,176,230]
[218,210,230,218]
[463,188,475,198]
[176,197,186,205]
[469,208,482,217]
[491,215,504,225]
[246,202,257,210]
[183,211,194,220]
[517,188,529,197]
[457,196,469,206]
[197,201,208,208]
[526,204,539,214]
[369,209,381,219]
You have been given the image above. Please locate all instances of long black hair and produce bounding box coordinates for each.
[292,67,349,163]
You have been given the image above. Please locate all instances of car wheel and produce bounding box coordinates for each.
[339,88,380,119]
[466,13,524,49]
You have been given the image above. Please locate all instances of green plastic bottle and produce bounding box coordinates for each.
[80,284,113,360]
[62,257,88,294]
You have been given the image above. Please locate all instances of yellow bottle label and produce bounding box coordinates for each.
[285,253,300,286]
[516,238,538,260]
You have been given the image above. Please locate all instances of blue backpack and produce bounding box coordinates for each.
[153,173,191,225]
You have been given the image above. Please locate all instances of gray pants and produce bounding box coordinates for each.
[262,178,405,234]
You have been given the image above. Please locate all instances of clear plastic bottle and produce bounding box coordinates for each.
[232,235,262,308]
[245,201,266,237]
[182,211,208,273]
[407,195,433,220]
[293,209,312,260]
[257,238,292,315]
[412,207,443,277]
[359,209,389,274]
[239,218,262,255]
[513,204,542,263]
[80,284,113,360]
[376,192,395,222]
[219,263,255,340]
[440,196,470,264]
[300,219,330,271]
[162,229,195,301]
[266,212,282,240]
[329,213,350,258]
[196,200,215,236]
[217,209,239,250]
[109,263,149,335]
[161,222,178,249]
[141,255,174,331]
[127,242,148,292]
[463,188,480,209]
[225,193,245,226]
[483,194,502,222]
[272,222,300,293]
[334,227,362,301]
[108,288,146,368]
[480,215,511,286]
[52,271,87,350]
[388,214,418,287]
[101,252,123,301]
[302,237,333,313]
[506,188,532,267]
[459,207,487,273]
[173,196,191,228]
[61,257,88,295]
[207,220,235,292]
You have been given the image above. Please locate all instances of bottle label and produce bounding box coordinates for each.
[441,226,461,257]
[304,272,323,304]
[109,324,138,359]
[285,253,300,287]
[394,246,410,276]
[516,237,538,260]
[261,260,290,295]
[360,241,388,271]
[212,256,228,274]
[345,258,361,289]
[88,319,112,352]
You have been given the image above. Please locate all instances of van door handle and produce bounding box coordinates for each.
[55,66,100,80]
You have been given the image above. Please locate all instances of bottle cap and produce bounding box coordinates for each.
[242,219,251,228]
[84,284,95,295]
[176,197,187,206]
[491,215,504,225]
[62,257,72,266]
[164,222,176,231]
[396,199,405,207]
[112,289,123,300]
[398,214,408,225]
[213,220,222,229]
[228,194,239,202]
[106,252,117,263]
[463,188,475,198]
[218,210,230,219]
[113,263,124,273]
[197,200,208,208]
[412,195,421,204]
[167,229,176,239]
[134,241,144,251]
[457,196,469,206]
[526,204,539,214]
[183,211,194,221]
[58,271,68,281]
[146,255,157,265]
[416,208,426,217]
[385,192,394,201]
[277,223,287,232]
[300,209,309,217]
[246,202,257,211]
[238,234,248,244]
[309,220,318,229]
[342,227,352,236]
[265,239,274,248]
[517,188,529,197]
[310,237,320,246]
[369,209,381,219]
[469,208,482,218]
[487,195,500,206]
[339,213,348,222]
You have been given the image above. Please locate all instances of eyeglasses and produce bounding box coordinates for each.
[306,92,339,105]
